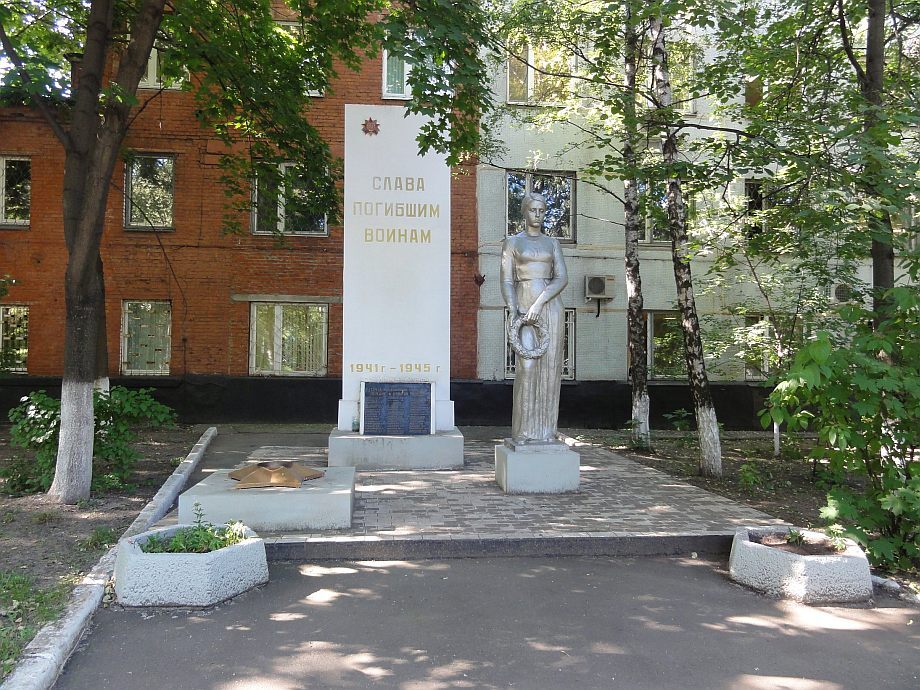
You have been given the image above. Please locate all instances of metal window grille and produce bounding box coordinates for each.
[121,301,171,375]
[504,307,575,380]
[506,170,575,241]
[0,306,29,372]
[249,303,327,376]
[1,157,31,225]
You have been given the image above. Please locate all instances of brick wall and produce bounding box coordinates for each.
[0,51,479,380]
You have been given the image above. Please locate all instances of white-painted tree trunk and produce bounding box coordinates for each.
[632,390,651,449]
[773,421,781,458]
[48,380,94,503]
[696,403,722,477]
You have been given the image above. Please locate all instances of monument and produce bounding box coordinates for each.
[495,192,580,492]
[327,104,463,469]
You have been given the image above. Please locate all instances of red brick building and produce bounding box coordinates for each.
[0,47,480,421]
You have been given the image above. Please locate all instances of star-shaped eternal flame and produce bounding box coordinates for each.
[362,118,380,136]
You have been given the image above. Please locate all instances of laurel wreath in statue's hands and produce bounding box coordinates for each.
[507,312,550,359]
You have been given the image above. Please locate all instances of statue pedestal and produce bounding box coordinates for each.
[494,441,580,494]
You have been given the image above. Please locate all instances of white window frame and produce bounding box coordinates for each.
[251,162,328,236]
[382,49,411,99]
[137,47,183,90]
[124,154,175,230]
[275,21,324,97]
[249,302,328,377]
[647,311,684,380]
[0,156,30,226]
[504,307,575,381]
[506,169,576,242]
[120,300,171,376]
[0,305,29,373]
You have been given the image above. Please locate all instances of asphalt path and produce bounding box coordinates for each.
[55,556,919,690]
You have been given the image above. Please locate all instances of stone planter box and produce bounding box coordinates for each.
[114,525,269,607]
[729,526,872,604]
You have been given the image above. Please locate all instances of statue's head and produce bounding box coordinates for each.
[520,191,548,216]
[520,192,548,232]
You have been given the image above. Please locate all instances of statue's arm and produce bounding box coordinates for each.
[500,238,520,315]
[524,239,568,322]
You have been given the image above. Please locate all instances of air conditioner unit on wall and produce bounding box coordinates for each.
[832,283,855,303]
[585,275,615,300]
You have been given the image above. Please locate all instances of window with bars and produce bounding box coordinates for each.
[121,301,171,375]
[250,303,328,376]
[0,306,28,372]
[125,155,175,229]
[1,157,30,225]
[507,43,570,104]
[648,312,684,379]
[504,307,575,380]
[251,162,327,235]
[507,170,575,241]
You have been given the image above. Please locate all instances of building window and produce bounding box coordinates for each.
[250,303,328,376]
[507,170,575,241]
[639,179,669,242]
[507,43,569,104]
[742,315,773,381]
[138,48,182,90]
[648,312,684,379]
[383,50,411,99]
[1,157,30,226]
[505,307,575,381]
[125,155,175,230]
[252,163,327,236]
[275,22,323,96]
[0,306,28,372]
[893,200,919,254]
[744,179,767,235]
[121,301,171,375]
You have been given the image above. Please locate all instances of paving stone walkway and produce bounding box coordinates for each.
[174,428,784,558]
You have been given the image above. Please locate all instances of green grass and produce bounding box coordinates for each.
[78,527,120,552]
[0,572,67,679]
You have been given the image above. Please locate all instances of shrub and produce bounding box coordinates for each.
[765,287,920,569]
[3,387,176,494]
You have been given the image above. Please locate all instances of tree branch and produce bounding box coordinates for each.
[0,19,72,149]
[837,0,868,87]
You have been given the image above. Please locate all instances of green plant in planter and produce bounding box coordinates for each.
[785,528,806,547]
[141,503,246,554]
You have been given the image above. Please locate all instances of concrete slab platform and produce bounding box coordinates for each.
[179,467,355,531]
[495,442,580,493]
[327,427,463,469]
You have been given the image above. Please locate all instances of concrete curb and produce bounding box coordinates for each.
[1,426,218,690]
[265,531,735,561]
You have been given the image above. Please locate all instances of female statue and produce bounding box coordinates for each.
[500,191,569,444]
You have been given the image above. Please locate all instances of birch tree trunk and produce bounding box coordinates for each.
[650,17,722,477]
[623,7,650,448]
[48,0,166,502]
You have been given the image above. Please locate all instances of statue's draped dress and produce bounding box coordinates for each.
[504,234,566,443]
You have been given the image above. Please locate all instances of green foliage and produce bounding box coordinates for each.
[0,572,67,679]
[785,527,805,547]
[737,462,763,489]
[663,408,693,432]
[766,287,920,568]
[78,527,119,551]
[141,503,246,554]
[3,387,175,494]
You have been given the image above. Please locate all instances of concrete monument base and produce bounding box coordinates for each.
[328,428,464,469]
[179,467,355,531]
[495,441,580,494]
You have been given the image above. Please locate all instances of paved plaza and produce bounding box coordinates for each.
[173,427,784,560]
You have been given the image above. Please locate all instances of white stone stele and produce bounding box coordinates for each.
[179,467,356,531]
[329,428,464,470]
[494,440,580,494]
[729,526,873,604]
[114,525,268,607]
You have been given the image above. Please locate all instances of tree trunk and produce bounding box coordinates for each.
[864,0,893,316]
[623,7,650,449]
[94,255,110,392]
[650,17,722,477]
[49,0,165,503]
